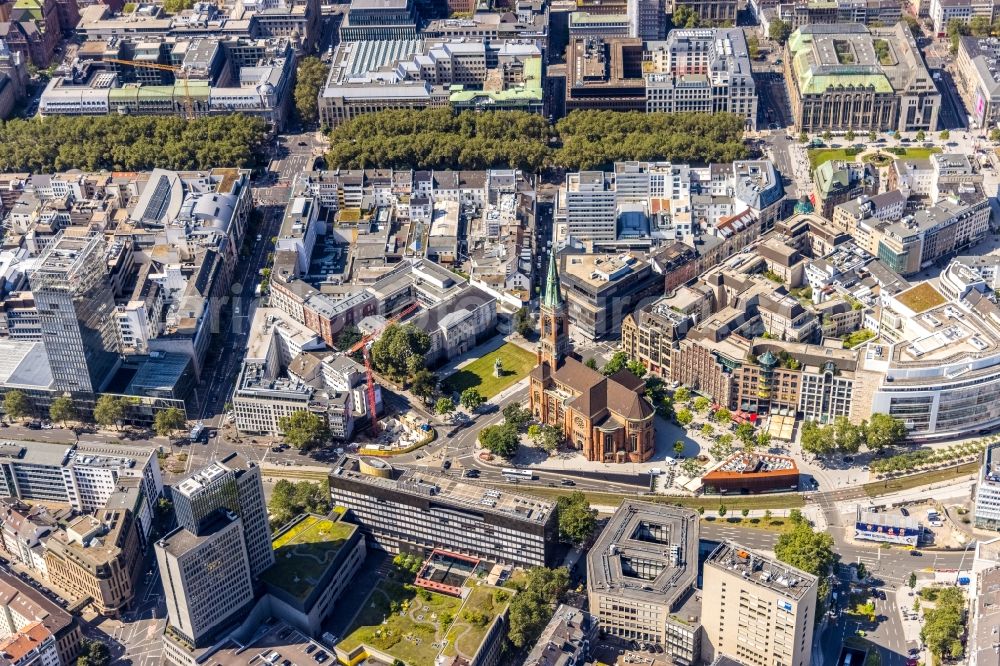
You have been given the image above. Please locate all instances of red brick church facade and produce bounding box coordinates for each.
[528,254,655,463]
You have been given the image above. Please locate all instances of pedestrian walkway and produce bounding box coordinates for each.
[489,378,529,405]
[833,478,974,515]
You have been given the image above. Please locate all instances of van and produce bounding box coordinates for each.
[650,468,662,476]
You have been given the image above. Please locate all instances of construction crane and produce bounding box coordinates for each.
[102,58,195,120]
[347,302,420,433]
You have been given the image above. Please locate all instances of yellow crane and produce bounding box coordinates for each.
[102,58,195,120]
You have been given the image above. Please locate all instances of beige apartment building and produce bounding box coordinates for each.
[43,506,143,617]
[701,542,818,666]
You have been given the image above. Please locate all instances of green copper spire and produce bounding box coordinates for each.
[542,253,563,309]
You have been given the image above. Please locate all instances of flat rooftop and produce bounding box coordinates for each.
[261,514,357,602]
[971,566,1000,665]
[705,541,817,601]
[705,452,798,478]
[206,622,322,666]
[333,456,554,524]
[587,501,698,606]
[562,253,646,288]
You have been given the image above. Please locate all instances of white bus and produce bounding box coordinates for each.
[502,468,534,480]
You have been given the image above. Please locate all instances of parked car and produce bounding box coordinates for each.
[900,507,909,517]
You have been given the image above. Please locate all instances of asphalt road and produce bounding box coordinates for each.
[193,202,284,426]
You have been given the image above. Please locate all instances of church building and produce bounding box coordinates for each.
[528,254,656,463]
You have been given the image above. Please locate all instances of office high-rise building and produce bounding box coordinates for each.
[628,0,665,39]
[172,453,274,578]
[28,232,120,394]
[701,541,818,666]
[156,511,255,649]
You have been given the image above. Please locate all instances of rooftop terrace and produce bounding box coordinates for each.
[261,514,357,602]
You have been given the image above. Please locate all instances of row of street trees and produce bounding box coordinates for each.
[800,413,906,457]
[3,390,188,439]
[327,109,748,172]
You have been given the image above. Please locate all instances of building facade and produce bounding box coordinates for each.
[328,456,558,567]
[171,454,274,579]
[701,542,818,666]
[157,511,255,652]
[586,502,701,662]
[621,296,692,378]
[784,23,940,132]
[975,442,1000,530]
[27,232,120,395]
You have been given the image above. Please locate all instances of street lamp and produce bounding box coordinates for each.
[955,541,975,585]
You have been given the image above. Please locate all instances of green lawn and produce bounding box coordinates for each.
[338,576,509,665]
[261,515,356,601]
[702,516,797,533]
[808,148,853,169]
[863,461,978,498]
[495,485,807,511]
[809,146,941,170]
[442,342,536,398]
[443,585,511,658]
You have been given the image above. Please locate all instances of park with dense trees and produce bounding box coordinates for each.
[0,115,269,172]
[327,109,748,171]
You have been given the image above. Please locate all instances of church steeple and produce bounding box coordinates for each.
[542,252,563,309]
[537,252,569,368]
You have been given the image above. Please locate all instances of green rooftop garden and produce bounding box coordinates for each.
[833,40,856,64]
[338,567,510,666]
[895,283,946,314]
[873,39,894,66]
[261,514,355,601]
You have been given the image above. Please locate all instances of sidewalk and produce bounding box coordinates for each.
[894,578,928,662]
[489,378,529,405]
[833,478,974,515]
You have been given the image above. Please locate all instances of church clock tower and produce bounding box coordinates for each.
[538,253,569,368]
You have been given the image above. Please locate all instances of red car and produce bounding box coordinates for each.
[906,659,919,666]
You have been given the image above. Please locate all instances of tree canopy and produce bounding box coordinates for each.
[2,390,29,421]
[49,396,76,425]
[479,422,519,457]
[865,413,906,451]
[328,108,552,171]
[77,640,111,666]
[0,115,268,172]
[801,415,905,455]
[294,57,328,125]
[671,5,700,28]
[769,18,792,44]
[326,109,747,172]
[460,388,485,412]
[774,517,836,610]
[153,407,185,439]
[506,567,569,648]
[921,586,966,661]
[94,395,128,429]
[268,479,331,528]
[370,323,431,382]
[277,410,328,450]
[555,110,748,170]
[556,492,597,544]
[503,402,532,430]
